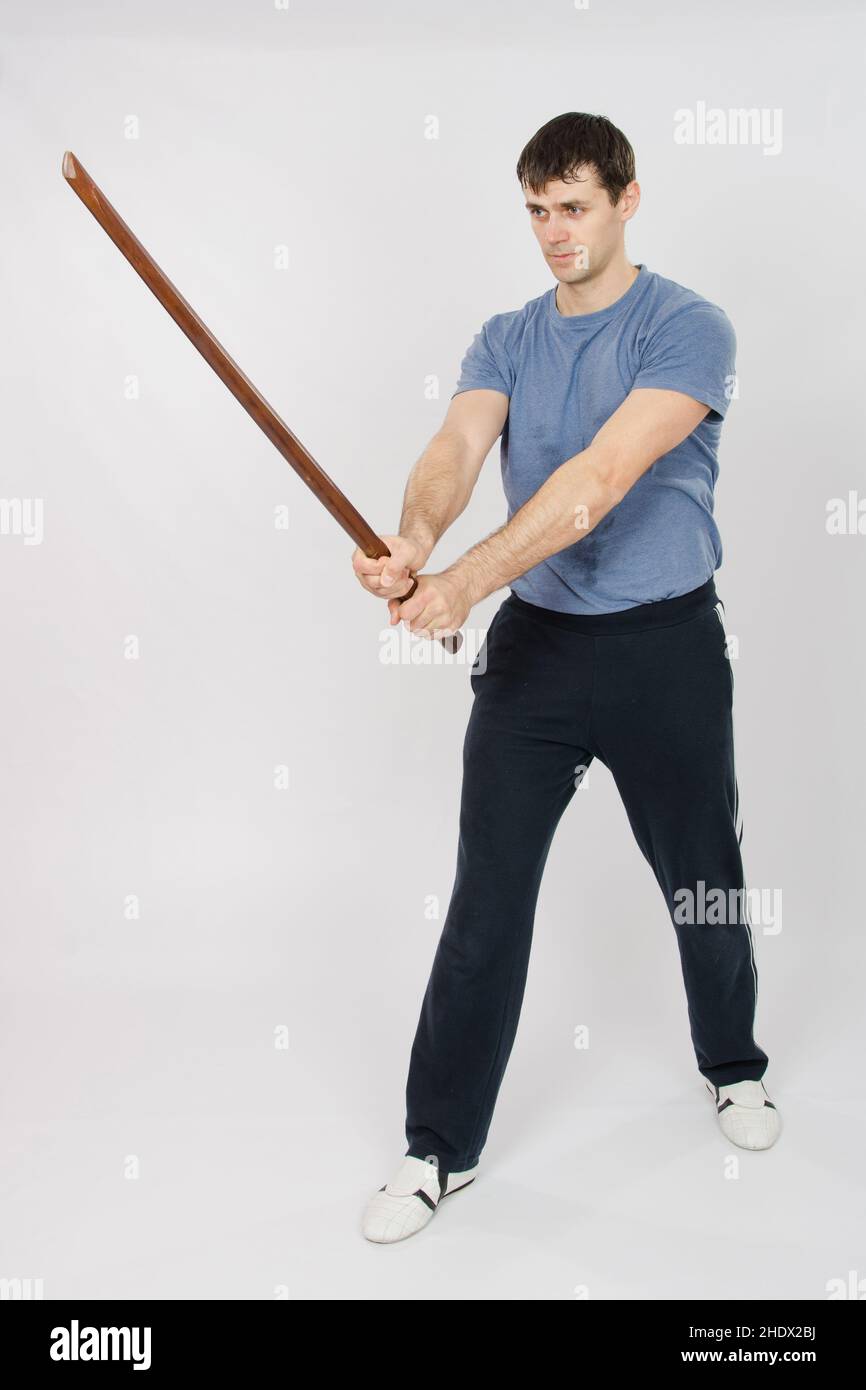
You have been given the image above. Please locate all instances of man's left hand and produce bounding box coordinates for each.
[387,570,473,640]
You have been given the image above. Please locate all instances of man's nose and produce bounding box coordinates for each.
[545,216,570,245]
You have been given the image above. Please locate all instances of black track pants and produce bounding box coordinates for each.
[404,578,769,1172]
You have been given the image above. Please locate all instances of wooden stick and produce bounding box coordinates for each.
[61,151,462,653]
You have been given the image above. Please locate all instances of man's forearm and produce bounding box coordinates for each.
[398,429,479,563]
[444,447,622,605]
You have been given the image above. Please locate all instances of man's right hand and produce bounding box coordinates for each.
[351,533,430,600]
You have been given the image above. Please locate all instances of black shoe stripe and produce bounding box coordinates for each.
[718,1099,775,1113]
[380,1173,477,1208]
[441,1175,476,1199]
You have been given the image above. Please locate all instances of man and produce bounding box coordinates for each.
[353,112,778,1245]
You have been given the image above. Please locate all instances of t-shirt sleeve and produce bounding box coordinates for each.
[631,302,737,421]
[451,318,512,399]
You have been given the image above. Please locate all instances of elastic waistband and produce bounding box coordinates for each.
[506,577,718,635]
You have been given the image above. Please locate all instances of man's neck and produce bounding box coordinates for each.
[554,260,640,318]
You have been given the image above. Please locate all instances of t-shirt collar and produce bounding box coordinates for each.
[548,262,648,329]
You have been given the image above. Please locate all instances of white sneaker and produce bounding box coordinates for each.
[362,1154,478,1244]
[707,1078,781,1150]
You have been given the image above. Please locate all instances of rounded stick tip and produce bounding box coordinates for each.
[62,151,78,180]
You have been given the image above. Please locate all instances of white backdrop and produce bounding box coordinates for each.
[1,0,863,1300]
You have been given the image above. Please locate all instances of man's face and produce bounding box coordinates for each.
[523,167,637,283]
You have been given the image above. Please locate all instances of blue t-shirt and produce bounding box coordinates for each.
[452,263,736,614]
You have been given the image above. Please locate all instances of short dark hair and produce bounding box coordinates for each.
[516,112,636,206]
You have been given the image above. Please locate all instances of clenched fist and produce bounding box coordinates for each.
[385,569,472,640]
[351,533,428,601]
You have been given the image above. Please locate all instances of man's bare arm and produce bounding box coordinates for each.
[352,388,508,594]
[440,388,711,607]
[398,389,509,562]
